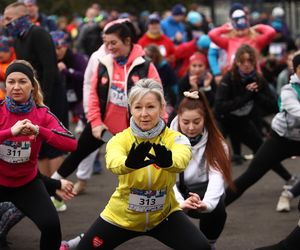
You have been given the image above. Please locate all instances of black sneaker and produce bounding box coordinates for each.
[231,154,244,166]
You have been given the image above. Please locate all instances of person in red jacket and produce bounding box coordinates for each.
[0,60,77,250]
[51,22,161,188]
[175,34,211,78]
[137,13,176,67]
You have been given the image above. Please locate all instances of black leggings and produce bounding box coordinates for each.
[226,131,300,206]
[290,181,300,197]
[278,225,300,250]
[76,211,210,250]
[223,118,291,181]
[58,123,105,178]
[0,177,61,250]
[255,224,300,250]
[187,194,227,241]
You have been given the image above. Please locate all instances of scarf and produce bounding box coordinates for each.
[146,31,162,40]
[115,56,128,66]
[188,134,203,146]
[238,68,256,84]
[130,116,166,139]
[6,15,32,38]
[5,96,35,114]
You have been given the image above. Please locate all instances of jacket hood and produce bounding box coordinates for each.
[100,44,145,67]
[170,115,208,150]
[289,73,300,85]
[170,115,179,131]
[126,44,145,65]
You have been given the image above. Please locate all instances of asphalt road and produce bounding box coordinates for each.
[7,146,300,250]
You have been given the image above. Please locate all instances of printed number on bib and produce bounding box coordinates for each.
[128,188,167,212]
[0,141,31,163]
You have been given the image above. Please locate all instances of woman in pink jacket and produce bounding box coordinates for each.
[0,60,77,250]
[52,22,161,183]
[208,9,276,72]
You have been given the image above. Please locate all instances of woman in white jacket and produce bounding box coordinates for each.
[170,90,233,250]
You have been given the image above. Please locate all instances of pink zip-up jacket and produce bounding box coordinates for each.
[0,103,77,187]
[87,44,161,135]
[208,23,276,69]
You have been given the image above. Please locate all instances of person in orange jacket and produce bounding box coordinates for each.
[0,35,16,100]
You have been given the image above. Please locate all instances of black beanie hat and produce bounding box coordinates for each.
[229,2,244,17]
[292,54,300,71]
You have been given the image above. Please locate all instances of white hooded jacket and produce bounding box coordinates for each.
[170,116,225,212]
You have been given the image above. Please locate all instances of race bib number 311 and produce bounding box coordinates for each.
[128,188,167,212]
[0,140,31,164]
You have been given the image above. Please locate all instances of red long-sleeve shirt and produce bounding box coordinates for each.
[0,103,77,187]
[137,33,175,65]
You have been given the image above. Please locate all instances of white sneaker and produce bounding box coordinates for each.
[243,154,254,160]
[276,191,291,212]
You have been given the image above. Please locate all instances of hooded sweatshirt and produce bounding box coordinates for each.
[170,116,225,212]
[272,73,300,141]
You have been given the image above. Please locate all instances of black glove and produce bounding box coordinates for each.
[152,144,173,168]
[125,142,154,169]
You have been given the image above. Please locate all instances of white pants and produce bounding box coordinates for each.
[76,150,98,180]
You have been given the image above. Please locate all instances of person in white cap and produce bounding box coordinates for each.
[208,7,276,72]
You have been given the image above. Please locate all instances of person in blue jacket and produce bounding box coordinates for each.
[161,4,187,45]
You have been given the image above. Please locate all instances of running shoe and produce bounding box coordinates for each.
[243,154,254,160]
[276,190,291,212]
[51,197,67,212]
[231,154,244,166]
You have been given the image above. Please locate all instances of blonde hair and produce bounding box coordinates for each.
[128,78,165,108]
[8,60,44,105]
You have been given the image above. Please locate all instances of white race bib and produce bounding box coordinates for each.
[128,188,167,212]
[110,81,127,107]
[0,141,31,164]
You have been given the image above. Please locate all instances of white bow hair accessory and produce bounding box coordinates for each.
[183,91,199,99]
